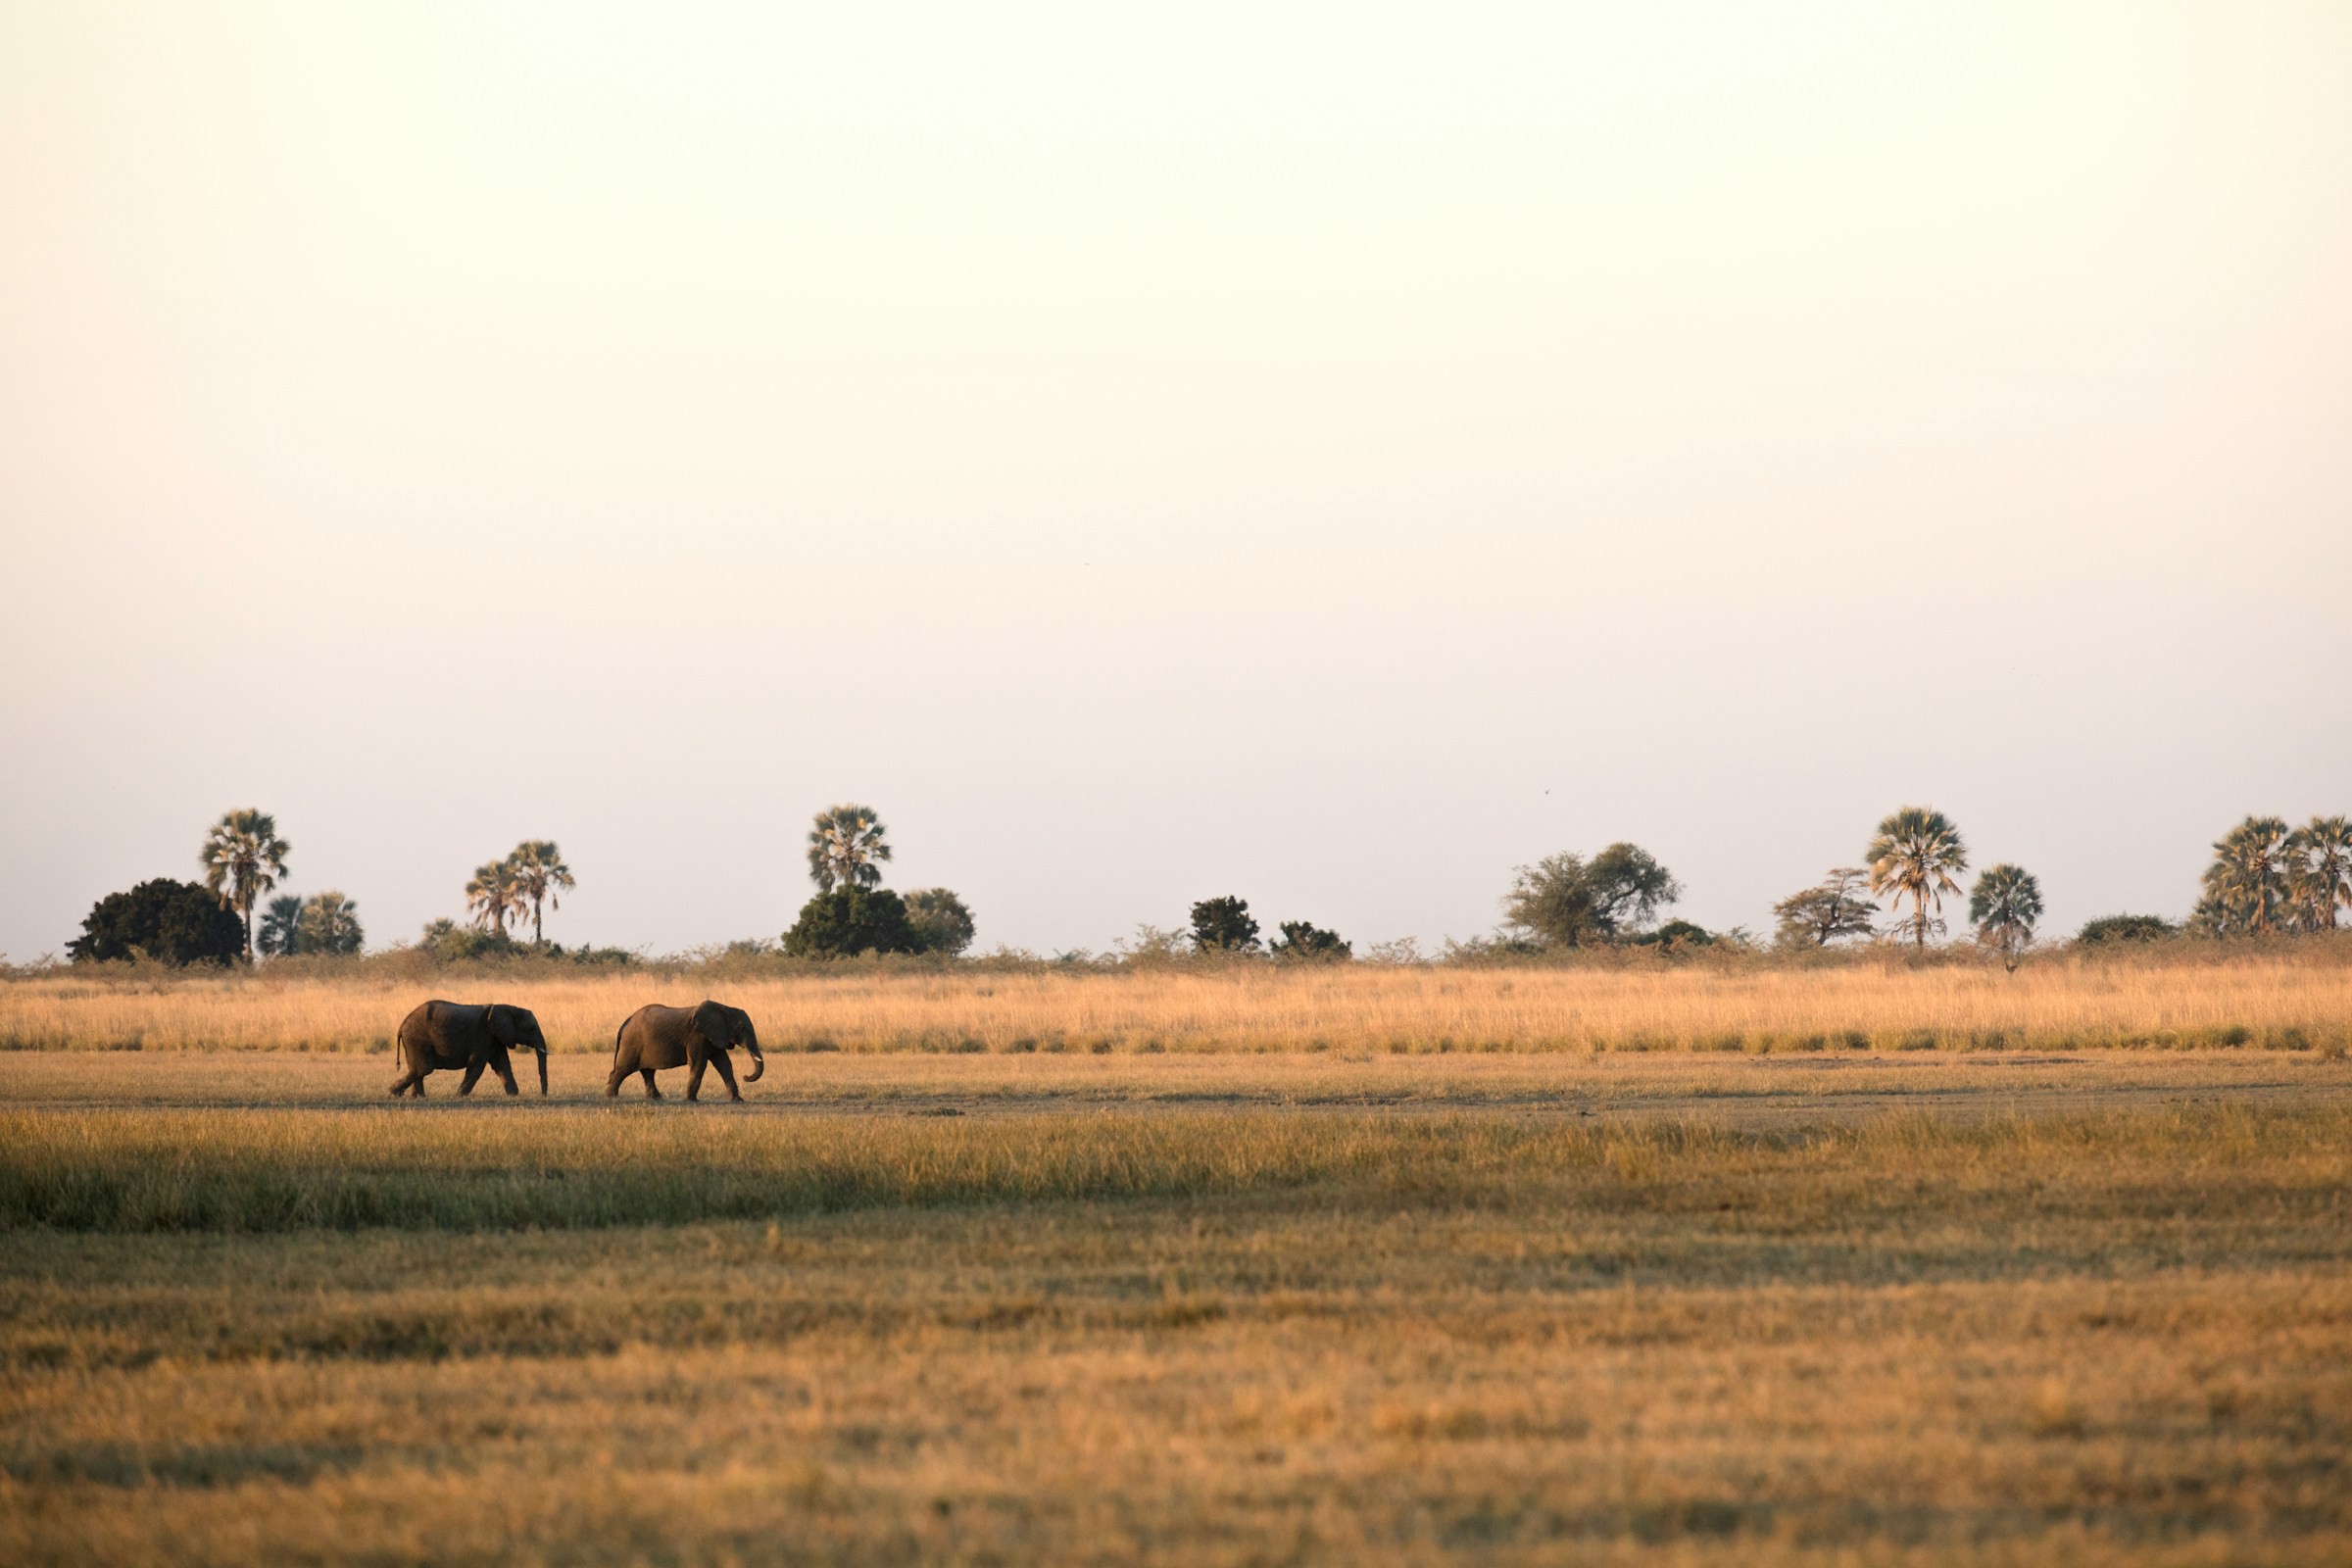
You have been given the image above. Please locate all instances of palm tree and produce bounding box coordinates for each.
[1968,863,2042,973]
[201,808,291,962]
[296,892,366,956]
[257,894,305,957]
[466,860,519,935]
[506,840,575,944]
[2199,815,2293,935]
[1866,807,1969,949]
[807,805,892,891]
[2287,815,2351,932]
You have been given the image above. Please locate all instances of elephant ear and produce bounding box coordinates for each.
[692,1000,731,1050]
[488,1006,517,1047]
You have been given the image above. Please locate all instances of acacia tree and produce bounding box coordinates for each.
[807,805,892,891]
[2287,815,2351,932]
[1504,844,1680,949]
[506,840,575,944]
[201,808,291,962]
[1866,807,1968,949]
[2196,815,2293,935]
[466,859,519,935]
[1969,863,2042,973]
[1771,868,1878,948]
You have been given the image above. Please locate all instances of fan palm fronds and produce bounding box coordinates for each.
[1866,807,1969,949]
[201,808,290,962]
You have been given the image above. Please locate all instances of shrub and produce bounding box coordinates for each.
[2077,914,2177,945]
[1271,921,1351,961]
[68,880,245,966]
[1632,919,1714,952]
[783,887,919,958]
[417,918,521,963]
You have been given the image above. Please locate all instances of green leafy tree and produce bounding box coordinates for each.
[418,917,520,962]
[200,808,290,962]
[1968,863,2042,972]
[1866,808,1968,948]
[505,840,575,944]
[807,805,892,892]
[1190,896,1260,953]
[2195,815,2293,935]
[68,879,245,966]
[2076,914,2176,945]
[902,888,977,956]
[2287,815,2351,932]
[1504,843,1680,948]
[1504,854,1600,947]
[257,894,306,957]
[1271,920,1350,961]
[783,887,919,957]
[297,891,366,956]
[1771,868,1878,948]
[466,859,519,935]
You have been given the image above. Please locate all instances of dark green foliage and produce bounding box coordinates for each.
[903,888,977,956]
[1271,920,1350,961]
[1189,897,1259,953]
[1505,844,1681,948]
[1632,919,1714,950]
[2076,914,2177,945]
[784,887,920,958]
[68,880,245,966]
[256,895,304,957]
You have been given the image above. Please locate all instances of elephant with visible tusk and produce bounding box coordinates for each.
[608,1001,763,1102]
[389,1001,550,1097]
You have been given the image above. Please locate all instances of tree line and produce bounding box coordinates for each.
[57,802,2351,969]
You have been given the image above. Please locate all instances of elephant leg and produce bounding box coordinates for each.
[639,1068,662,1100]
[410,1073,429,1098]
[387,1063,422,1098]
[491,1044,519,1096]
[708,1050,741,1102]
[606,1060,625,1098]
[685,1043,709,1102]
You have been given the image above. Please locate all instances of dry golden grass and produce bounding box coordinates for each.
[5,947,2350,1055]
[3,1068,2350,1564]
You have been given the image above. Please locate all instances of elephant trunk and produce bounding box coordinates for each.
[535,1045,549,1096]
[744,1044,764,1083]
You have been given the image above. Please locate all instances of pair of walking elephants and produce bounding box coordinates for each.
[387,1000,764,1102]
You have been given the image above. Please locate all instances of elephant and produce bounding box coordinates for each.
[388,1001,550,1098]
[607,1001,763,1102]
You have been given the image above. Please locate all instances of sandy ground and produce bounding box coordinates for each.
[3,1047,2345,1128]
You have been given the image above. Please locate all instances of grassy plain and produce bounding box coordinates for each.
[3,1049,2351,1564]
[4,943,2350,1055]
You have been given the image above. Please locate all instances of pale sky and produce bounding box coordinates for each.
[3,1,2347,960]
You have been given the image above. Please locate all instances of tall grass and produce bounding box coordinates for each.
[3,947,2348,1054]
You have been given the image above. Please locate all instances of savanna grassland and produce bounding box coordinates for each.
[3,955,2350,1564]
[4,942,2351,1056]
